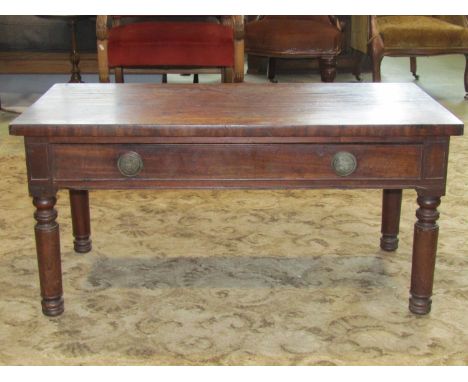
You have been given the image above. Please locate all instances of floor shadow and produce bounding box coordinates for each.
[86,254,399,290]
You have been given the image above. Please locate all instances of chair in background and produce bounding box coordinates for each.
[352,16,468,99]
[96,16,244,83]
[245,16,343,83]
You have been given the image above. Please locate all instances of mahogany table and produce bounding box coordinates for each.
[9,83,464,317]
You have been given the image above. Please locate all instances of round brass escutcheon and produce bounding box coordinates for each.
[117,151,143,177]
[331,151,357,177]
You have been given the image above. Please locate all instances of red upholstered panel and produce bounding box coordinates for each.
[108,22,234,67]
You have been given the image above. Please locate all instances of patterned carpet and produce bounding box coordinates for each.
[0,69,467,364]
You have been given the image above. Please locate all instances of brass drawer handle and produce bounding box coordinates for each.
[117,151,143,177]
[332,151,357,176]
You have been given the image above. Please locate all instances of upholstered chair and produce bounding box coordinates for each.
[96,16,244,83]
[351,16,468,99]
[245,16,343,82]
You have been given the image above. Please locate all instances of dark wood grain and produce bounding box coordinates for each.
[9,83,463,138]
[52,143,423,181]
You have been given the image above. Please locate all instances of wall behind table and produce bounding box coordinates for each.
[0,16,97,74]
[0,15,96,52]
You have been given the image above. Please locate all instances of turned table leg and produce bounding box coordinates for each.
[69,190,92,253]
[33,196,64,316]
[380,189,402,251]
[409,194,441,315]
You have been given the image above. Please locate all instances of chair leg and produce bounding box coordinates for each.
[352,51,365,82]
[268,57,278,83]
[369,17,385,83]
[193,74,199,84]
[319,57,337,82]
[162,74,168,83]
[97,38,110,83]
[464,54,468,100]
[222,68,234,83]
[410,57,419,80]
[114,67,124,83]
[372,54,383,82]
[233,28,245,82]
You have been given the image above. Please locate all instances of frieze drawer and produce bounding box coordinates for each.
[51,143,423,182]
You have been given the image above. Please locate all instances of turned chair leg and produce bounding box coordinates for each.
[409,193,441,315]
[464,54,468,100]
[410,57,419,80]
[381,189,402,251]
[33,196,64,316]
[319,57,337,82]
[69,190,92,253]
[268,57,278,83]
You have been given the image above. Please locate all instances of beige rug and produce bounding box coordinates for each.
[0,86,467,365]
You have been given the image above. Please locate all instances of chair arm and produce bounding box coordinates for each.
[221,15,244,40]
[368,16,385,58]
[369,16,380,39]
[96,15,109,40]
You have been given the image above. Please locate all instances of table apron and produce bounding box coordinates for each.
[24,141,450,195]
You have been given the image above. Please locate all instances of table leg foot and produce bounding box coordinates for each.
[380,235,399,252]
[74,240,92,254]
[380,189,402,252]
[409,193,441,315]
[42,296,64,316]
[69,190,92,253]
[409,294,431,315]
[33,196,64,316]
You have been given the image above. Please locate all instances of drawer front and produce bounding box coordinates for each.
[52,143,422,181]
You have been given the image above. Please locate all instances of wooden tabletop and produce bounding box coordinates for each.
[9,83,464,138]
